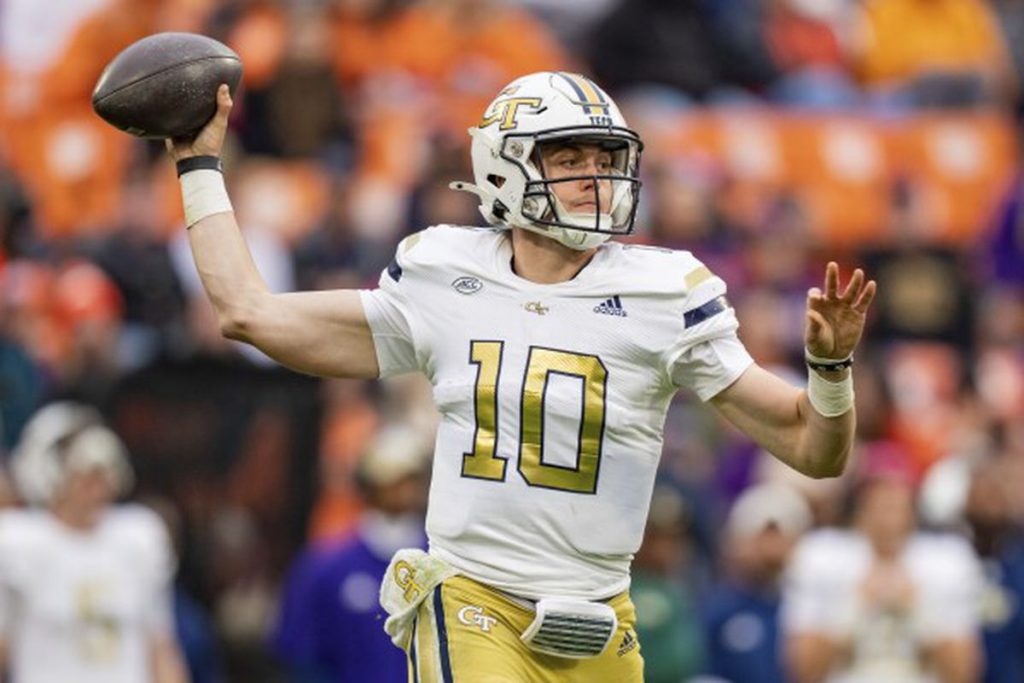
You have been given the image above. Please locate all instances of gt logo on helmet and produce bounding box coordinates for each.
[479,97,543,131]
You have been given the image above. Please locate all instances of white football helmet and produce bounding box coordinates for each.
[10,402,134,506]
[451,72,643,250]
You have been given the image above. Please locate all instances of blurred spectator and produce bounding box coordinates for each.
[273,424,429,682]
[862,181,976,349]
[231,3,351,158]
[293,174,397,290]
[330,0,569,136]
[0,402,188,683]
[702,482,812,683]
[307,379,380,542]
[630,485,705,683]
[0,326,43,453]
[89,162,189,368]
[145,495,226,683]
[512,0,618,51]
[763,0,862,108]
[0,257,125,405]
[852,0,1017,108]
[962,457,1024,683]
[990,0,1024,109]
[782,448,983,683]
[987,174,1024,290]
[588,0,776,101]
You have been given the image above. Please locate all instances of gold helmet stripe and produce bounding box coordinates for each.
[555,72,610,116]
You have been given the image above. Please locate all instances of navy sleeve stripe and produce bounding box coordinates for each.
[387,258,403,282]
[683,296,729,328]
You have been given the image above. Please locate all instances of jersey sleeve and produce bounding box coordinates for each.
[663,262,753,400]
[129,507,178,635]
[358,234,425,378]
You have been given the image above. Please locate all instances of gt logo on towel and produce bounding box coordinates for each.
[394,560,422,602]
[457,605,498,632]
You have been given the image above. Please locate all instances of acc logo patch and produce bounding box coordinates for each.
[452,276,483,295]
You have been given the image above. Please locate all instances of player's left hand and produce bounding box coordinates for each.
[165,83,232,162]
[804,262,876,360]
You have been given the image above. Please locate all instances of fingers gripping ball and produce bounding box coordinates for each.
[92,32,242,139]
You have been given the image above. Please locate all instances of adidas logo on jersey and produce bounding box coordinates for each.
[593,296,627,317]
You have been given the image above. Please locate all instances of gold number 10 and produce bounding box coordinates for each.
[462,341,608,494]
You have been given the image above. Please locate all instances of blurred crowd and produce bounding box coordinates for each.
[0,0,1022,681]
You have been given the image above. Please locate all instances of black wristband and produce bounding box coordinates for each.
[806,356,854,372]
[176,155,222,177]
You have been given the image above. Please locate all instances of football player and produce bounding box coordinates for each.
[0,403,188,683]
[167,71,875,682]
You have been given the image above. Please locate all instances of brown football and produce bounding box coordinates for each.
[92,32,242,139]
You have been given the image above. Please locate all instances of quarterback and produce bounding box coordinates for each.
[168,72,875,682]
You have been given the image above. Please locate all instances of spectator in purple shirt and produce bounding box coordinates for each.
[272,425,430,683]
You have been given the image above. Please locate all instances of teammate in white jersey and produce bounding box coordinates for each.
[167,71,876,682]
[0,403,188,683]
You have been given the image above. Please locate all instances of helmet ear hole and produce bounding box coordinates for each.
[486,174,506,189]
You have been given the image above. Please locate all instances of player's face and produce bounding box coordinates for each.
[855,479,915,550]
[538,143,614,215]
[64,467,117,509]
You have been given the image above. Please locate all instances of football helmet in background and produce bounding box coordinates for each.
[452,71,643,251]
[10,402,134,506]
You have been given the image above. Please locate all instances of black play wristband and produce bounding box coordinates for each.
[176,155,222,177]
[805,355,854,372]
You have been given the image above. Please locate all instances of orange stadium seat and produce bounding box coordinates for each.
[780,113,893,247]
[4,106,132,238]
[891,112,1017,244]
[651,108,1018,246]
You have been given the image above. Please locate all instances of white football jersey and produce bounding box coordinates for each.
[782,528,984,683]
[360,226,753,599]
[0,505,175,683]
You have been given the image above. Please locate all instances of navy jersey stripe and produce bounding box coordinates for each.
[433,588,454,683]
[410,617,419,683]
[683,296,729,328]
[387,258,403,282]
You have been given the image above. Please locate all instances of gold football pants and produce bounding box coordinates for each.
[406,575,644,683]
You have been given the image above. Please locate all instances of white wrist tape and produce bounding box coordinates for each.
[807,367,855,417]
[180,169,233,228]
